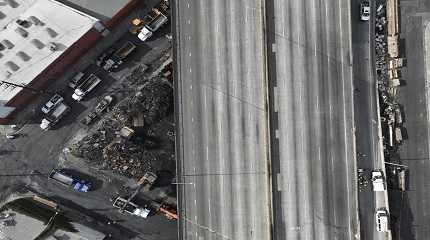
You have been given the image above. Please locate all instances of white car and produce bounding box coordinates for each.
[375,209,389,232]
[138,26,153,42]
[371,170,386,191]
[360,1,370,21]
[41,94,64,114]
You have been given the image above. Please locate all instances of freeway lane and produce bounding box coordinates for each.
[266,0,359,239]
[174,0,271,240]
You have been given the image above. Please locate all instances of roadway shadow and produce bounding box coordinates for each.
[153,170,174,187]
[391,191,416,240]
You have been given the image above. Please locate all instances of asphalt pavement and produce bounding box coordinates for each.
[392,0,430,239]
[0,2,177,239]
[266,0,359,239]
[350,0,385,239]
[174,0,272,239]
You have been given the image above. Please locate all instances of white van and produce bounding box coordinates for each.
[375,209,389,232]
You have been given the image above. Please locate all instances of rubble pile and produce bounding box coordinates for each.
[71,68,174,178]
[103,140,156,177]
[374,0,408,203]
[71,121,119,164]
[374,1,405,151]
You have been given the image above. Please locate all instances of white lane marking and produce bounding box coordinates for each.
[190,85,193,90]
[192,117,194,122]
[187,2,190,8]
[189,52,192,57]
[189,68,192,73]
[188,36,191,40]
[187,19,191,24]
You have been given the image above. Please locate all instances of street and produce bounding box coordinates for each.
[350,0,385,239]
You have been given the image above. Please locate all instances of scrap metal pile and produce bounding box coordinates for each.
[374,2,405,151]
[375,0,408,198]
[71,63,174,178]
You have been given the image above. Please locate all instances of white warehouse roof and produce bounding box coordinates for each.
[0,0,98,103]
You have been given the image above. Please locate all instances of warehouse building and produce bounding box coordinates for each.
[0,0,140,124]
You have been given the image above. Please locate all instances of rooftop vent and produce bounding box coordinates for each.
[16,19,31,28]
[2,71,11,79]
[16,51,30,62]
[5,61,19,72]
[15,27,28,38]
[48,42,57,51]
[45,27,58,38]
[1,39,14,49]
[5,0,19,8]
[0,43,4,51]
[28,16,44,26]
[0,11,6,20]
[31,39,44,49]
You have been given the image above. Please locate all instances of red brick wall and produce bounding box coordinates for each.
[104,0,142,30]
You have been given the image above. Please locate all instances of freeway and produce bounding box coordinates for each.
[174,0,272,240]
[266,0,359,239]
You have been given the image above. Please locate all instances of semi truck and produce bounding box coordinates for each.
[102,41,137,71]
[49,169,92,192]
[40,102,70,130]
[113,197,151,218]
[72,74,102,101]
[137,8,168,42]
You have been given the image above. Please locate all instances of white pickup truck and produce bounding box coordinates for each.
[113,197,150,218]
[138,8,168,42]
[371,170,386,191]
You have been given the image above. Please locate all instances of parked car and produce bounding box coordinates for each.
[41,94,64,114]
[360,1,370,21]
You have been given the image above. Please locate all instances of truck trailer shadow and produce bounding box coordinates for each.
[389,190,416,240]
